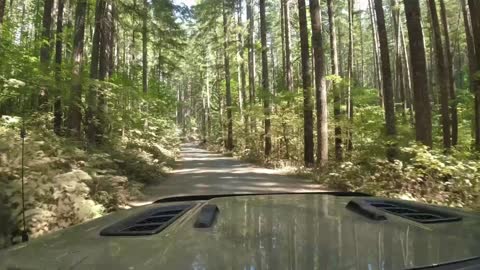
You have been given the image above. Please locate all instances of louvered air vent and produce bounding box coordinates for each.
[100,204,194,236]
[366,200,462,224]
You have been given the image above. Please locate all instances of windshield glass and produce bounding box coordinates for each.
[1,0,480,269]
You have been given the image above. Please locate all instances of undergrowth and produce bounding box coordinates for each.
[0,114,179,247]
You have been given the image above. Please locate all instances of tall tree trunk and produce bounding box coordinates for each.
[346,0,354,151]
[97,0,111,141]
[428,0,451,149]
[0,0,6,28]
[404,0,432,147]
[40,0,54,64]
[53,0,65,135]
[247,0,256,133]
[108,3,116,77]
[260,0,271,156]
[439,0,458,145]
[375,0,396,159]
[327,0,342,161]
[369,0,383,106]
[298,0,314,166]
[391,0,406,116]
[39,0,55,109]
[400,20,413,113]
[310,0,327,167]
[223,0,234,151]
[283,0,293,92]
[468,0,480,149]
[67,0,87,137]
[461,0,475,96]
[359,13,365,87]
[142,0,148,93]
[237,0,247,136]
[280,0,285,86]
[86,0,104,145]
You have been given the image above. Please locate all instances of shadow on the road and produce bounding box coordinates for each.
[140,143,325,201]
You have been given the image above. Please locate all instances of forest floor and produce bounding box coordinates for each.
[135,142,326,203]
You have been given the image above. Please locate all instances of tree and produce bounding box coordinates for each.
[260,0,271,156]
[374,0,396,159]
[460,0,475,107]
[310,0,327,167]
[368,0,383,105]
[327,0,342,161]
[223,0,233,151]
[0,0,5,27]
[283,0,293,92]
[391,0,406,115]
[346,0,354,151]
[53,0,65,135]
[246,0,256,132]
[428,0,451,149]
[39,0,55,109]
[404,0,432,147]
[439,0,457,145]
[87,0,105,145]
[67,0,87,138]
[237,0,247,135]
[298,0,314,166]
[467,0,480,149]
[142,0,148,93]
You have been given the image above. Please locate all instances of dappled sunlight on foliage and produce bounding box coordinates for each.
[320,145,480,209]
[0,113,179,247]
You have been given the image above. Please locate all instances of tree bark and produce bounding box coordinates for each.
[346,0,354,151]
[142,0,148,93]
[404,0,432,147]
[375,0,396,159]
[461,0,475,98]
[247,0,256,133]
[223,0,234,151]
[0,0,6,26]
[260,0,271,156]
[108,3,116,77]
[369,0,383,106]
[298,0,314,166]
[310,0,328,167]
[283,0,293,92]
[96,0,111,141]
[428,0,451,149]
[391,0,406,115]
[39,0,55,109]
[439,0,457,146]
[467,0,480,149]
[399,20,413,113]
[327,0,342,161]
[86,0,104,145]
[40,0,54,64]
[67,0,87,137]
[237,0,247,136]
[53,0,65,135]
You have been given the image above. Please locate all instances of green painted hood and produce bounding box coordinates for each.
[2,194,480,270]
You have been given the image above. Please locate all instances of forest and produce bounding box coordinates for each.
[1,0,480,245]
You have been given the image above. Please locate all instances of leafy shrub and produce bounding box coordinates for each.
[0,114,179,246]
[320,144,480,209]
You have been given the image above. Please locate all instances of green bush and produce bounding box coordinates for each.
[320,144,480,209]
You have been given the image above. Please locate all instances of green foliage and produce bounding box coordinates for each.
[321,145,480,209]
[0,113,179,246]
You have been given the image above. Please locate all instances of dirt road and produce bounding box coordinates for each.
[140,143,326,202]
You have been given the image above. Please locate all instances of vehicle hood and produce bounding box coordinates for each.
[1,194,480,270]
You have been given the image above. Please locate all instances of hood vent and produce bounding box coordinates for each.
[366,200,462,224]
[100,204,194,236]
